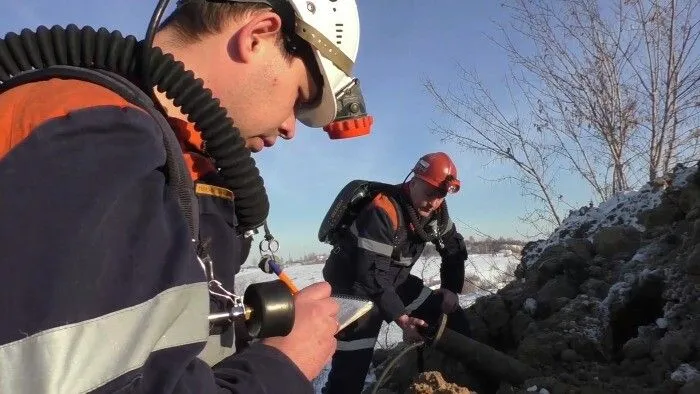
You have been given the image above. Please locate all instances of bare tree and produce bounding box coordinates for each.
[624,0,700,179]
[492,0,640,198]
[426,0,700,234]
[424,69,564,235]
[417,255,441,288]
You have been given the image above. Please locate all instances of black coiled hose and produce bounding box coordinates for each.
[0,24,268,232]
[396,191,450,245]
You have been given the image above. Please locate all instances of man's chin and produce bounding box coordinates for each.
[245,138,265,153]
[417,209,432,217]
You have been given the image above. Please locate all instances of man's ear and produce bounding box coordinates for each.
[232,10,284,64]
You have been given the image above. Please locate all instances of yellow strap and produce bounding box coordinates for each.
[295,19,353,76]
[195,183,234,201]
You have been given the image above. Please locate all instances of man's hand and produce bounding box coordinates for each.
[261,282,339,381]
[395,314,427,343]
[435,288,458,313]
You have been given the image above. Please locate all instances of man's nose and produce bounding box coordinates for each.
[279,113,297,140]
[428,197,443,208]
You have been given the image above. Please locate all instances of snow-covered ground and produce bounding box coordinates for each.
[521,165,698,268]
[234,253,518,393]
[236,164,700,392]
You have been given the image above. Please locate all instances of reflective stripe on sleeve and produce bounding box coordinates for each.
[0,282,210,394]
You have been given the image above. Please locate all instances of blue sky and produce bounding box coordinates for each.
[2,1,595,260]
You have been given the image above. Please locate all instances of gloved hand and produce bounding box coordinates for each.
[435,288,459,313]
[395,314,427,343]
[439,232,468,261]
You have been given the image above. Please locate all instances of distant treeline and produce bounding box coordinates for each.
[278,237,526,266]
[422,236,526,257]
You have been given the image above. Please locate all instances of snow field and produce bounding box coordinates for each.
[234,253,518,393]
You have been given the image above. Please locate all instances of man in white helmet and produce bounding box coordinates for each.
[0,1,369,393]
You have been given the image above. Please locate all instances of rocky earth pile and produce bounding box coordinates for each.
[371,163,700,394]
[406,372,473,394]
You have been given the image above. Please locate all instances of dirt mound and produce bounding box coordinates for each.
[408,372,473,394]
[371,163,700,394]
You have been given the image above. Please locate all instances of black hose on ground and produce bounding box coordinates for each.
[370,340,426,394]
[371,314,540,393]
[420,314,539,386]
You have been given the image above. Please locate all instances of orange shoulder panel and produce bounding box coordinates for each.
[370,193,399,231]
[167,117,217,181]
[0,78,143,160]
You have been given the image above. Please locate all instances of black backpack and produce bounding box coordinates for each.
[318,179,404,246]
[318,179,454,257]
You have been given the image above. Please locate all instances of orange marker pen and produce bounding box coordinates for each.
[259,256,299,294]
[277,271,299,294]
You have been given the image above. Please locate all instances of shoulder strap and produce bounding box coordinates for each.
[380,189,405,252]
[384,195,404,237]
[0,65,200,241]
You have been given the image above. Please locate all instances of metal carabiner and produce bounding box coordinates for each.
[259,238,280,255]
[196,245,246,325]
[258,220,281,256]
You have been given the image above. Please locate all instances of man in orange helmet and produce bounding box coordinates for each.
[320,152,471,394]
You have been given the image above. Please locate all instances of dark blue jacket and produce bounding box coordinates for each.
[0,77,312,393]
[322,188,468,323]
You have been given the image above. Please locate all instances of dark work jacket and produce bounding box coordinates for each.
[0,78,311,393]
[322,186,468,323]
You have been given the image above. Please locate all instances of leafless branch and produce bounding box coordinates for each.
[424,0,700,238]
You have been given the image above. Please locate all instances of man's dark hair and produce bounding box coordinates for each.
[158,1,322,97]
[159,1,288,54]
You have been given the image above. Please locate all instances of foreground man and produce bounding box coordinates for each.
[0,0,372,392]
[320,152,472,394]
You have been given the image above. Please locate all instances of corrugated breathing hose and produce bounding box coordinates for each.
[0,23,268,232]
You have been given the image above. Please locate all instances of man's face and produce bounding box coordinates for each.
[218,11,321,153]
[409,178,447,218]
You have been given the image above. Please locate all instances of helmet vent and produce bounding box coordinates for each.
[335,23,343,45]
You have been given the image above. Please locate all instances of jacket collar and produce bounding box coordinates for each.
[168,117,217,181]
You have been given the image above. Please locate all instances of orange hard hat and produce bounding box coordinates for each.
[412,152,461,194]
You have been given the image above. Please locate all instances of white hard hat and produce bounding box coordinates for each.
[286,1,363,125]
[185,0,374,138]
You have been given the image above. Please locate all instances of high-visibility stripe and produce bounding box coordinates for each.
[357,237,394,257]
[350,222,394,257]
[197,333,236,366]
[393,257,415,267]
[0,282,209,394]
[336,337,377,351]
[442,218,454,235]
[404,286,432,313]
